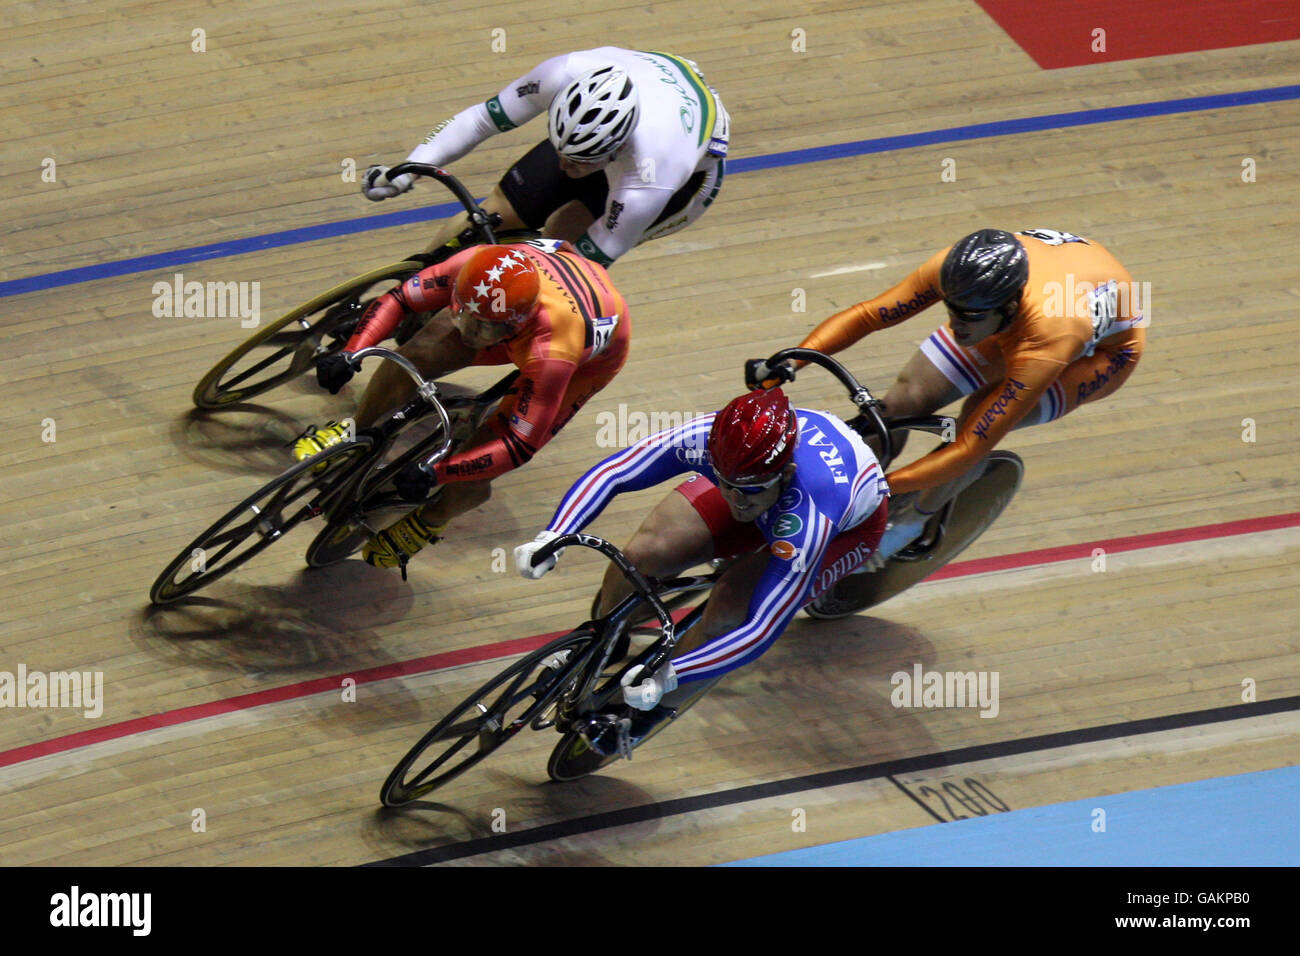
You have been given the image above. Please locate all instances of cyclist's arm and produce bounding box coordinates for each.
[430,355,576,483]
[797,248,948,356]
[404,54,577,168]
[573,181,680,266]
[885,351,1070,495]
[671,505,837,684]
[340,256,465,353]
[545,417,715,533]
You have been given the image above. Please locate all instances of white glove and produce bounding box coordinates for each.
[514,530,565,580]
[362,165,415,201]
[620,662,678,711]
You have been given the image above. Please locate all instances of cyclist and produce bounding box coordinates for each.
[785,228,1147,617]
[512,387,890,755]
[362,47,730,267]
[295,240,630,573]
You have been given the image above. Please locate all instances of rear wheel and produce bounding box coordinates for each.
[149,438,373,604]
[380,631,597,807]
[819,450,1023,614]
[192,261,421,409]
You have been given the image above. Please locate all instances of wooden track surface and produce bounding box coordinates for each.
[2,0,1297,866]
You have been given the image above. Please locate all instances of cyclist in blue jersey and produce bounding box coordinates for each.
[513,388,889,754]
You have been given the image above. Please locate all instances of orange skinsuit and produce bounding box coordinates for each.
[798,230,1146,494]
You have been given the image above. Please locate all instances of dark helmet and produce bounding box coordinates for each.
[939,229,1029,312]
[708,388,799,484]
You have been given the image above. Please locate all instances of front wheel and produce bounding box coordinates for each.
[148,438,373,604]
[546,676,722,783]
[191,261,421,409]
[380,630,597,807]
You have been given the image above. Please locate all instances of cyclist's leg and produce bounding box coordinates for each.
[628,159,724,248]
[422,141,604,253]
[415,345,627,531]
[354,313,477,428]
[594,475,760,616]
[883,327,999,513]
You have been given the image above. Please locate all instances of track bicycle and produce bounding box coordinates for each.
[378,350,1023,802]
[191,163,537,409]
[150,346,518,604]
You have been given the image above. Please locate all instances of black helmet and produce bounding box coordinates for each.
[940,229,1028,312]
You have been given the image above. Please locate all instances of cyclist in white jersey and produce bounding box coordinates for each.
[362,46,731,267]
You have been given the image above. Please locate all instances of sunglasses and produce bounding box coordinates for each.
[945,303,997,323]
[716,472,783,496]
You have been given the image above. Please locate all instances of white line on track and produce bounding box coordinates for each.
[809,262,889,278]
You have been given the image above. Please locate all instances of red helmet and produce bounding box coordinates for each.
[708,388,799,484]
[451,246,541,325]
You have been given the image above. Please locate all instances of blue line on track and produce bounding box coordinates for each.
[723,764,1300,866]
[6,83,1299,300]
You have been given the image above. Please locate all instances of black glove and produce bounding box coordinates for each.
[316,353,356,394]
[395,462,438,502]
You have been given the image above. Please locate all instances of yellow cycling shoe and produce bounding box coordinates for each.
[363,510,444,577]
[292,420,351,464]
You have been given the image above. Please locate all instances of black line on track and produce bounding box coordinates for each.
[363,693,1300,866]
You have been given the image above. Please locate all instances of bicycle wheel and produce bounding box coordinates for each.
[381,630,597,807]
[149,438,374,604]
[832,450,1024,613]
[302,403,474,568]
[546,676,722,783]
[192,261,421,409]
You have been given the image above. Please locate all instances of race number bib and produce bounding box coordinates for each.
[1084,280,1119,356]
[589,314,621,357]
[525,238,567,254]
[1019,228,1090,246]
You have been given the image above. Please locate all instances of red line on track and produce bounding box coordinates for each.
[3,511,1297,769]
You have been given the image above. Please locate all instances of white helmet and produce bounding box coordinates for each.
[547,66,639,162]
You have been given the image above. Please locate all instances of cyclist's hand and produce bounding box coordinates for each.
[362,165,414,201]
[514,530,565,580]
[316,353,356,394]
[395,463,439,503]
[747,358,795,390]
[620,662,678,711]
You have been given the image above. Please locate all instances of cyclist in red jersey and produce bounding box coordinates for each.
[295,240,630,572]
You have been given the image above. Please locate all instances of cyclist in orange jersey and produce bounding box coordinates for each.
[294,239,630,573]
[782,228,1146,614]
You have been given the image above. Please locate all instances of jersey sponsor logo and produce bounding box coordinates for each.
[971,378,1029,440]
[772,513,803,538]
[525,238,566,254]
[443,452,494,476]
[515,81,541,97]
[877,288,940,323]
[777,486,803,512]
[675,445,707,466]
[516,376,535,416]
[770,540,800,561]
[1076,347,1136,403]
[605,200,624,231]
[817,541,875,595]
